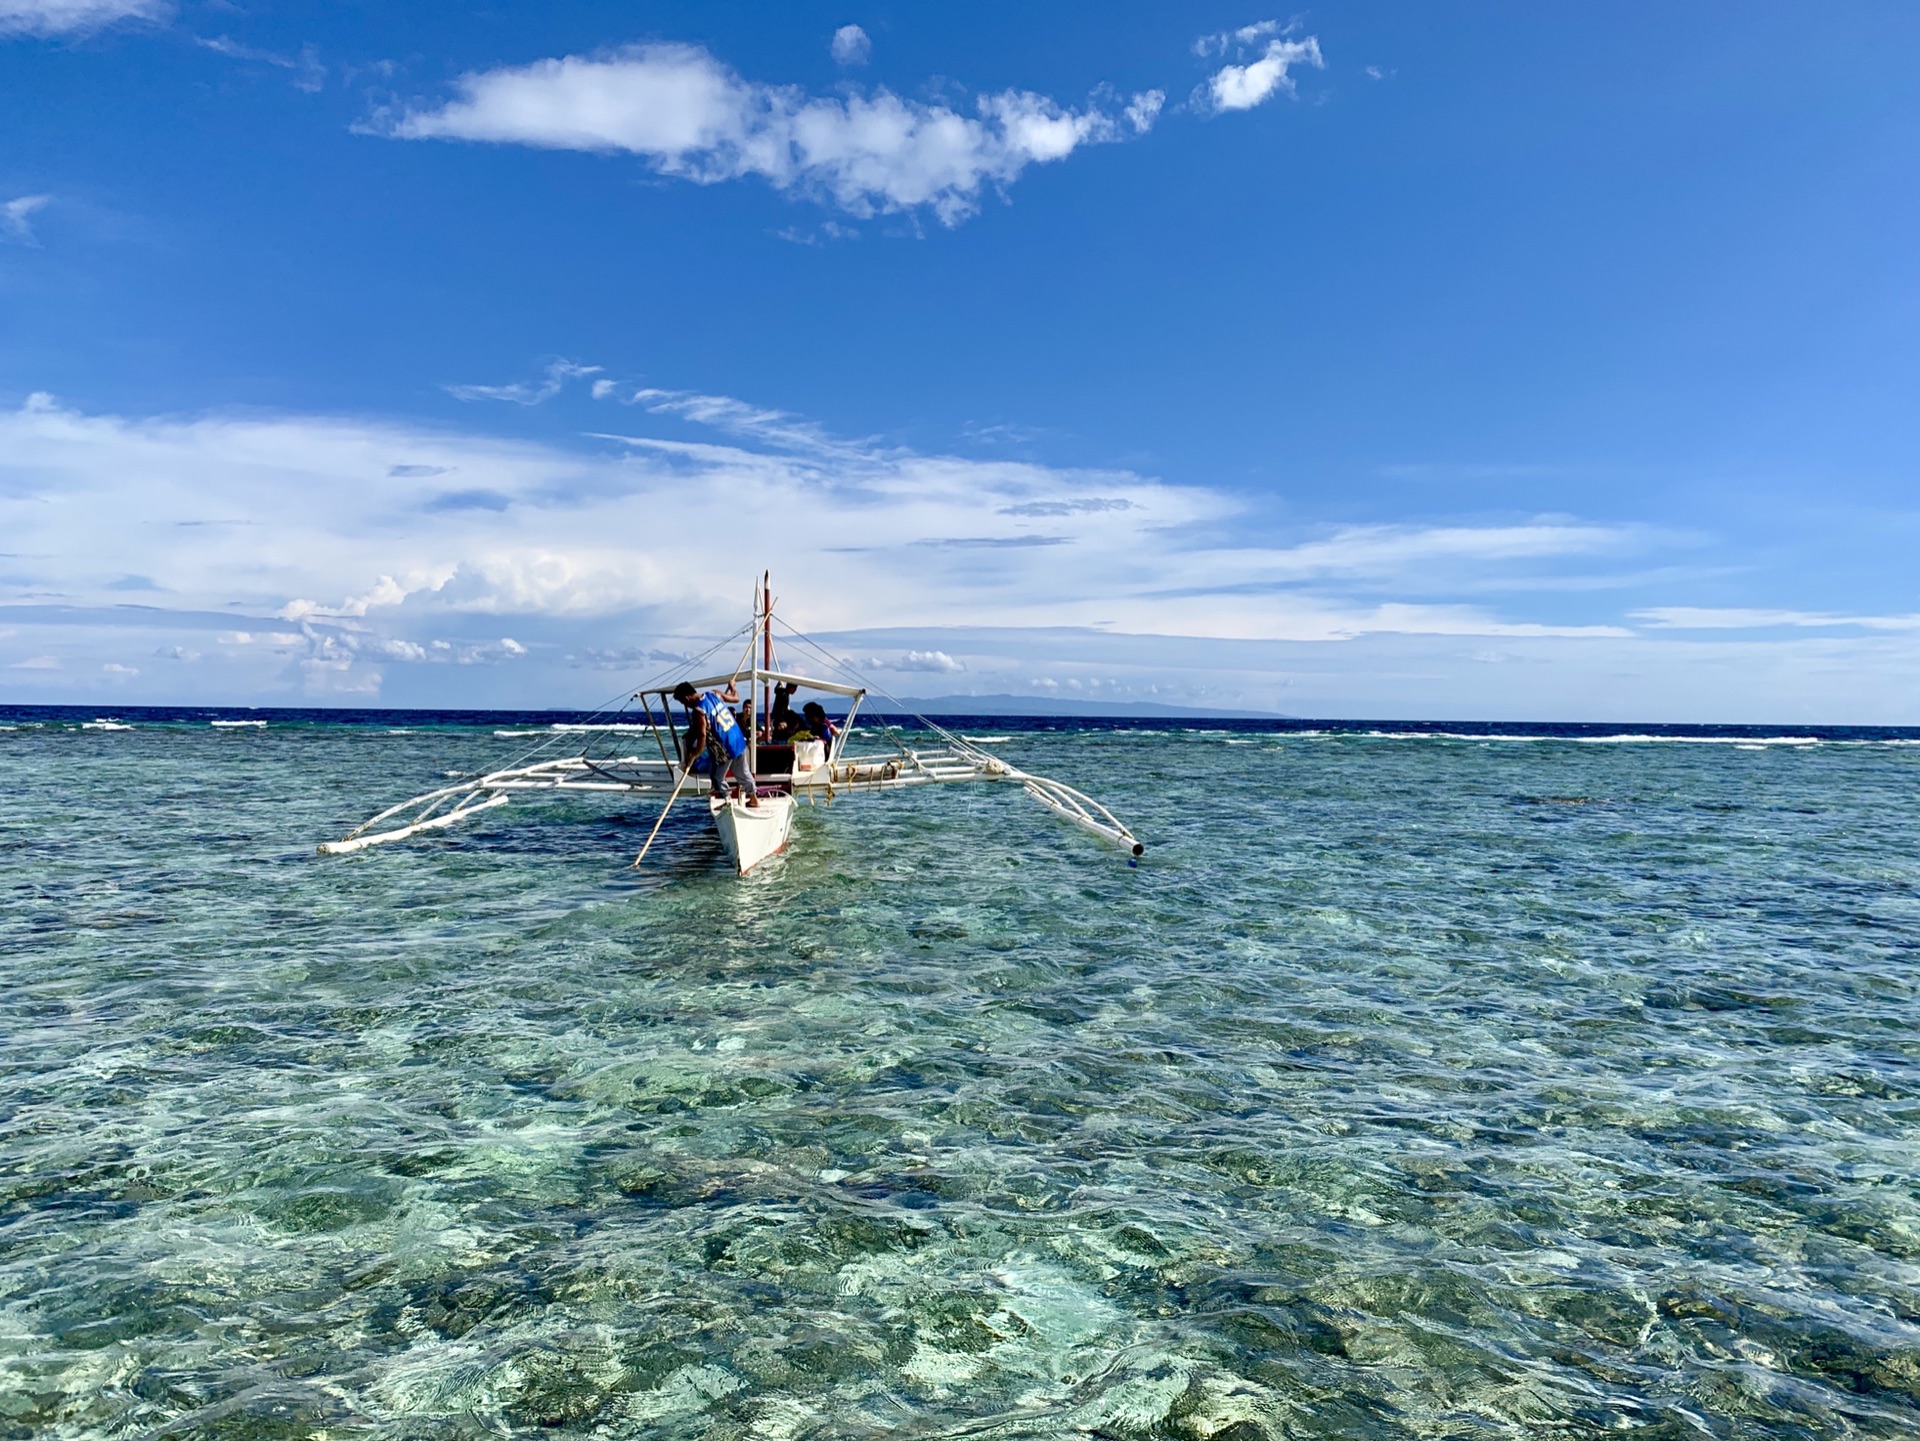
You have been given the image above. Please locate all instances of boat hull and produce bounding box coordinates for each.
[709,794,794,875]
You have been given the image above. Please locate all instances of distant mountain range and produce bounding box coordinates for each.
[870,692,1285,719]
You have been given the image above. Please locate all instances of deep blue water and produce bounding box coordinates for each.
[7,702,1920,743]
[2,708,1917,1438]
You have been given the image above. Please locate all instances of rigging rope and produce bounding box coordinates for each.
[768,619,991,764]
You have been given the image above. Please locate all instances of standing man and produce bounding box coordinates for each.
[673,679,761,807]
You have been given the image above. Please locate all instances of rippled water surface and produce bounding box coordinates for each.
[4,715,1919,1439]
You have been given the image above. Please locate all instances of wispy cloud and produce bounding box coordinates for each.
[196,35,325,93]
[2,194,50,244]
[1635,607,1920,632]
[616,386,859,458]
[0,0,165,37]
[1193,22,1324,114]
[1193,21,1287,59]
[1223,522,1637,582]
[446,360,600,405]
[381,42,1167,226]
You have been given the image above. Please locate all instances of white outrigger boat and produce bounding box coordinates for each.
[319,577,1142,876]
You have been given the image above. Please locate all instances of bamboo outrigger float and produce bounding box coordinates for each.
[319,576,1143,876]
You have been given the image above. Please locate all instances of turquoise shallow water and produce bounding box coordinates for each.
[3,718,1919,1439]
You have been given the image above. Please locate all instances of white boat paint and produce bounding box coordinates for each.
[710,794,794,875]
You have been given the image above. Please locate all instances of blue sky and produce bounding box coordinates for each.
[4,2,1918,719]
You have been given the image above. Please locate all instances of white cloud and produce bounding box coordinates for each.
[385,43,1163,225]
[1228,522,1636,581]
[447,359,600,405]
[3,194,50,244]
[197,35,326,93]
[1125,90,1166,133]
[874,649,966,673]
[0,0,164,36]
[616,385,858,458]
[1193,21,1284,59]
[0,388,1643,676]
[1634,607,1920,632]
[40,386,1880,712]
[217,630,302,645]
[1194,25,1324,114]
[830,24,870,66]
[101,661,137,676]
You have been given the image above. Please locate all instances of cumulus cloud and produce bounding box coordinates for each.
[830,24,870,66]
[2,195,50,244]
[869,649,965,673]
[384,42,1165,225]
[1124,90,1165,133]
[0,0,165,36]
[1193,22,1324,113]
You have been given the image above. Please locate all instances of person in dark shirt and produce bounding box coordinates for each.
[769,682,804,744]
[801,701,837,751]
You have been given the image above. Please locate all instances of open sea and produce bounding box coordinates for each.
[3,706,1918,1439]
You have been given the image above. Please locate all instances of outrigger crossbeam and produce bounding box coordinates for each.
[318,578,1144,870]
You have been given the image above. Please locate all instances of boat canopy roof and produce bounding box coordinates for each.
[638,667,866,701]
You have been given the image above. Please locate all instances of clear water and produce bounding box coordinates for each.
[3,716,1918,1439]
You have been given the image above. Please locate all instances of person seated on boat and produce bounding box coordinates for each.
[769,683,807,744]
[801,701,836,749]
[672,680,761,808]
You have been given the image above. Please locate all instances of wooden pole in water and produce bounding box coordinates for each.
[631,758,693,868]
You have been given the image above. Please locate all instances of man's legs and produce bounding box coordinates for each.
[713,747,758,801]
[728,751,759,801]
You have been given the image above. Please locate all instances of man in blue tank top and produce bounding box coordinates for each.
[673,680,761,806]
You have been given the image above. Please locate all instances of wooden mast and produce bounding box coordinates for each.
[761,571,773,749]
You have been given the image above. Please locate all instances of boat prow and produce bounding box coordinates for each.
[710,793,795,875]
